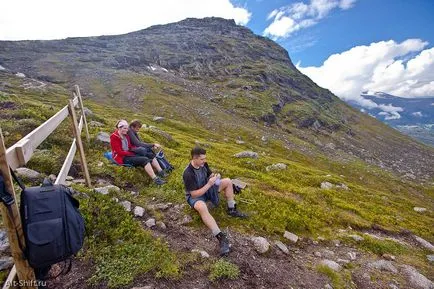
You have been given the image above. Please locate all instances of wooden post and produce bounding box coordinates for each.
[68,100,91,187]
[74,85,90,143]
[0,128,37,289]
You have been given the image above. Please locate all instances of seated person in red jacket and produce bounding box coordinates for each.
[110,119,166,185]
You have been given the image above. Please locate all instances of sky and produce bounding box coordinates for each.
[1,0,434,105]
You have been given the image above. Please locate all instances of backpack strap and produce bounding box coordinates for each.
[9,167,26,191]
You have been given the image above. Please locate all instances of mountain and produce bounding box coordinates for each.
[1,17,433,289]
[348,92,434,146]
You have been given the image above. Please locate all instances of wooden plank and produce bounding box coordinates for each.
[55,139,77,185]
[5,96,79,170]
[68,100,91,188]
[0,129,37,288]
[2,265,17,289]
[78,115,84,133]
[74,85,90,142]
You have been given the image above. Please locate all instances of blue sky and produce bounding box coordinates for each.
[1,0,434,101]
[240,0,434,67]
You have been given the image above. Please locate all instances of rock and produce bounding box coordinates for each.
[314,251,322,257]
[235,140,245,144]
[15,72,25,78]
[145,218,156,228]
[156,221,167,230]
[321,182,333,189]
[131,286,153,289]
[336,183,349,190]
[89,120,103,127]
[72,178,86,184]
[179,215,193,225]
[274,241,289,254]
[149,127,173,142]
[400,265,434,289]
[134,206,145,217]
[325,143,336,150]
[261,136,268,142]
[333,239,341,247]
[149,203,170,210]
[337,259,350,264]
[96,132,110,143]
[414,236,434,251]
[251,237,270,253]
[112,197,119,203]
[97,161,104,167]
[413,207,427,213]
[266,163,287,172]
[321,249,335,258]
[382,254,396,261]
[82,107,93,117]
[191,249,210,258]
[48,174,57,182]
[348,252,357,260]
[324,284,333,289]
[120,201,132,212]
[66,176,74,181]
[0,230,10,253]
[131,191,139,196]
[234,151,258,158]
[15,167,41,180]
[153,116,164,122]
[427,255,434,263]
[0,257,14,270]
[0,65,5,70]
[389,284,399,289]
[368,260,398,273]
[349,234,364,242]
[94,185,120,195]
[319,260,342,272]
[283,231,299,243]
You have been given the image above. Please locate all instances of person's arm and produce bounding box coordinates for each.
[110,134,135,157]
[128,129,154,149]
[189,178,217,198]
[183,168,218,198]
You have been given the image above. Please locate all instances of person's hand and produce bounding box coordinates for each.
[208,174,218,185]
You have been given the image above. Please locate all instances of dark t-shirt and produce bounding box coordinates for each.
[183,162,212,197]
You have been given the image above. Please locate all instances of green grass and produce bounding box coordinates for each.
[209,259,240,281]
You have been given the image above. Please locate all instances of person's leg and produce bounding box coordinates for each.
[151,158,165,174]
[144,162,157,178]
[124,156,165,185]
[193,200,229,255]
[218,178,247,218]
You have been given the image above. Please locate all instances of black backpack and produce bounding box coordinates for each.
[156,150,174,172]
[7,172,85,269]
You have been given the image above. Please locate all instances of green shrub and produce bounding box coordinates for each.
[209,259,240,281]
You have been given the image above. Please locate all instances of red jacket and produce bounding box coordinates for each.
[110,130,136,165]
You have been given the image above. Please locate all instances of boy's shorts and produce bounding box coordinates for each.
[186,185,219,208]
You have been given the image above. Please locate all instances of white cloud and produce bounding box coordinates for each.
[378,111,401,120]
[412,111,423,117]
[263,0,356,39]
[297,39,434,102]
[0,0,251,40]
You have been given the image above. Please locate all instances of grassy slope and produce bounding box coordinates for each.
[0,71,433,287]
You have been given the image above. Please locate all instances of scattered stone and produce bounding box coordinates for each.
[261,136,268,142]
[414,236,434,251]
[134,206,145,217]
[336,183,349,190]
[368,260,398,273]
[333,239,341,247]
[48,174,57,183]
[179,215,193,225]
[235,140,245,144]
[66,176,74,181]
[234,151,258,158]
[153,116,164,122]
[145,218,156,228]
[382,254,396,261]
[314,251,322,258]
[156,221,167,230]
[94,185,120,195]
[427,255,434,263]
[82,107,93,117]
[96,132,110,143]
[321,182,333,189]
[325,143,336,150]
[324,284,333,289]
[120,201,131,212]
[321,249,335,258]
[413,207,427,213]
[348,252,357,260]
[389,284,399,289]
[89,120,104,127]
[15,167,41,180]
[337,259,350,264]
[266,163,287,172]
[251,237,270,253]
[191,249,210,258]
[400,265,434,289]
[131,191,139,197]
[112,197,119,203]
[349,234,364,242]
[72,178,86,184]
[274,241,289,254]
[15,72,25,78]
[283,231,299,243]
[97,161,104,167]
[319,260,342,272]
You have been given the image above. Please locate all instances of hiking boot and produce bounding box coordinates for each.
[227,205,248,218]
[157,170,169,178]
[216,232,230,256]
[153,176,166,185]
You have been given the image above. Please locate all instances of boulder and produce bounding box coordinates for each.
[283,231,298,243]
[94,185,120,195]
[96,132,110,143]
[251,236,270,253]
[15,167,41,180]
[319,260,342,272]
[145,218,156,228]
[234,151,258,158]
[134,206,145,217]
[400,265,434,289]
[266,163,287,172]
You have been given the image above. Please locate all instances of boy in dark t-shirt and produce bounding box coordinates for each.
[182,146,247,256]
